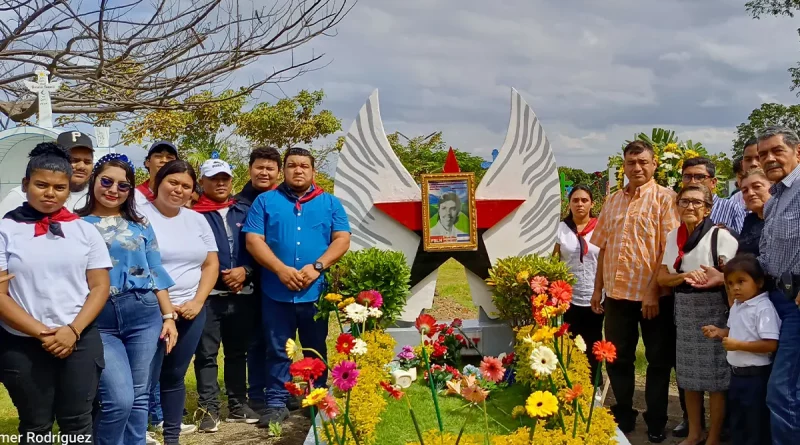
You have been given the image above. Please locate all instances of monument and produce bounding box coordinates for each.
[333,88,561,356]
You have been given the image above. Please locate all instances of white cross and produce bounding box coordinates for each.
[24,69,61,129]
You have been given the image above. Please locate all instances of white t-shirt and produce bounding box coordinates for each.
[556,221,600,307]
[661,227,739,273]
[138,202,218,305]
[0,185,89,217]
[0,218,112,336]
[727,292,781,367]
[134,188,151,206]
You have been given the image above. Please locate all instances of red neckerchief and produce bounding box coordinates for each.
[278,182,324,210]
[673,218,714,272]
[136,182,155,202]
[3,203,79,237]
[192,194,236,213]
[564,217,598,263]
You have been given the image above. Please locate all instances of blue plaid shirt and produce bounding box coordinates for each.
[710,195,746,234]
[760,164,800,277]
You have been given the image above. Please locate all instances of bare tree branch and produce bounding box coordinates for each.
[0,0,354,122]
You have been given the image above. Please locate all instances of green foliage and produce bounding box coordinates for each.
[324,248,411,327]
[387,132,488,184]
[486,255,574,327]
[733,103,800,157]
[557,167,606,217]
[134,167,149,186]
[268,421,283,438]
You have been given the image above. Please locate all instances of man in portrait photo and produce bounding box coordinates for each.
[430,191,466,238]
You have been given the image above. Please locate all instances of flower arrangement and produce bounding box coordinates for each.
[319,290,387,335]
[486,255,574,327]
[396,345,420,371]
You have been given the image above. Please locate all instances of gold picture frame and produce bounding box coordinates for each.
[421,173,478,252]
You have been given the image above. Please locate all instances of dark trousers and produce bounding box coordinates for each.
[263,297,328,408]
[194,294,257,413]
[729,368,772,445]
[0,326,104,444]
[604,295,675,433]
[149,308,206,445]
[563,304,604,379]
[247,296,267,404]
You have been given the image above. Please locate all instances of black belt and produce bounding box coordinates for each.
[731,364,772,376]
[771,273,800,300]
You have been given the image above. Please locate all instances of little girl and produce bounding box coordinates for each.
[702,253,780,445]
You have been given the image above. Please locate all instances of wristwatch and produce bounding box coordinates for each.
[314,261,325,272]
[162,312,178,321]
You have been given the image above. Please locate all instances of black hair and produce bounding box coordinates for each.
[250,146,282,167]
[25,142,72,179]
[283,147,315,169]
[439,192,461,209]
[744,136,758,149]
[723,253,767,290]
[152,160,197,197]
[682,156,716,177]
[623,140,655,158]
[76,159,143,223]
[563,185,595,222]
[733,157,744,175]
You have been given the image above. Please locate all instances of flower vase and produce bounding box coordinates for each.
[391,369,414,388]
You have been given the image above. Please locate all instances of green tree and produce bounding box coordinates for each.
[386,132,488,184]
[733,103,800,157]
[746,1,800,92]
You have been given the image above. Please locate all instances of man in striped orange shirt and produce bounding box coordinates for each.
[591,140,680,443]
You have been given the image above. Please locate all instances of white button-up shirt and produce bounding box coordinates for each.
[727,292,781,367]
[556,221,599,307]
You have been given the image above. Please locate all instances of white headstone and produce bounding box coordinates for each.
[23,69,61,129]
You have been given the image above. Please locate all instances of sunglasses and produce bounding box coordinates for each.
[99,177,132,193]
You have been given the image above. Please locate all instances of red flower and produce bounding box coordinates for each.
[555,323,570,338]
[380,381,403,400]
[451,318,463,328]
[455,334,464,342]
[592,340,617,363]
[289,357,327,381]
[444,365,461,379]
[336,333,355,355]
[549,280,573,305]
[432,342,447,358]
[415,314,438,335]
[563,383,583,403]
[479,356,506,383]
[284,381,305,396]
[502,352,516,366]
[446,327,454,335]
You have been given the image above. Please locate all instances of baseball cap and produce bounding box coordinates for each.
[57,131,94,152]
[146,140,179,158]
[200,159,233,178]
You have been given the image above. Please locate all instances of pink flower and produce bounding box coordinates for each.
[479,356,506,383]
[318,394,340,419]
[529,276,549,295]
[331,361,359,391]
[356,290,383,308]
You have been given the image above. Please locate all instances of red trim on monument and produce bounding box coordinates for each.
[475,199,525,228]
[443,147,461,173]
[374,201,424,231]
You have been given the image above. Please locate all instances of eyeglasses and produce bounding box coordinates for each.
[677,199,708,209]
[682,173,710,182]
[99,177,132,193]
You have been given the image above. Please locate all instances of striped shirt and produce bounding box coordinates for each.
[710,195,746,234]
[592,180,679,302]
[759,164,800,277]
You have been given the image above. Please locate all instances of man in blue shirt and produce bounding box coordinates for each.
[243,147,351,426]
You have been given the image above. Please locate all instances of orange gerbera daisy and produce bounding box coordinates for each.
[562,383,583,403]
[549,280,573,305]
[592,340,617,363]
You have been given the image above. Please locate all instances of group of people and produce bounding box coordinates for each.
[0,133,350,445]
[554,126,800,445]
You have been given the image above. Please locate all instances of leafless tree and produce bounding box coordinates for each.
[0,0,353,124]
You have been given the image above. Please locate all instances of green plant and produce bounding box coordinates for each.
[269,421,283,438]
[486,255,574,327]
[322,248,411,327]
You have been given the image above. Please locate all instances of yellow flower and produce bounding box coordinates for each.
[525,390,559,418]
[511,405,527,419]
[324,293,343,303]
[516,270,530,284]
[302,388,328,407]
[285,338,302,361]
[533,294,548,308]
[684,149,700,159]
[540,306,557,319]
[664,142,679,152]
[337,297,355,310]
[533,326,557,343]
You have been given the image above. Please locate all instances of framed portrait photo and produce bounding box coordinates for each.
[421,173,478,252]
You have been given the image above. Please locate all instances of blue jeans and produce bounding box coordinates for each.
[149,308,206,445]
[767,289,800,444]
[263,298,327,408]
[148,382,163,424]
[94,291,163,445]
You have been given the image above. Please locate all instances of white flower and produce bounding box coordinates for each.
[668,177,678,187]
[351,339,368,356]
[344,303,369,323]
[661,152,681,160]
[661,163,673,172]
[529,346,558,376]
[368,307,383,319]
[574,335,587,353]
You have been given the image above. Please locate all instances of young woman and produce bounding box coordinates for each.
[657,184,739,445]
[552,185,603,379]
[77,153,179,445]
[0,143,112,443]
[140,160,219,445]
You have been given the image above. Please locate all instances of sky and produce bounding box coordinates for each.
[7,0,800,172]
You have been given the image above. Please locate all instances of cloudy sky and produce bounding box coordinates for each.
[203,0,799,172]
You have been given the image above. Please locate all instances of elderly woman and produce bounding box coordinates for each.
[737,169,771,256]
[657,184,738,445]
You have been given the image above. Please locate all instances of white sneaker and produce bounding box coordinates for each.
[154,422,197,435]
[146,432,161,445]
